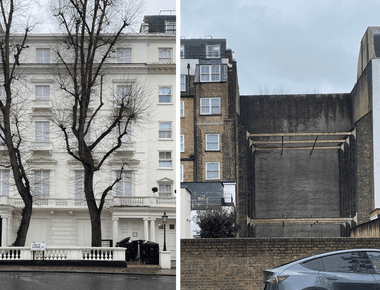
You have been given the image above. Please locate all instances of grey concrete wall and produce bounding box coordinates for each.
[255,150,340,219]
[239,94,352,237]
[351,218,380,237]
[240,94,352,134]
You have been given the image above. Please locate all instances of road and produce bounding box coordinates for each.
[0,272,175,290]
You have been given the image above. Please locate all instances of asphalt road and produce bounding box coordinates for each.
[0,272,175,290]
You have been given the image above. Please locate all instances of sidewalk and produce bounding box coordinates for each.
[0,260,176,276]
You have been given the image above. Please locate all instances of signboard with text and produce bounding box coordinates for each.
[31,242,45,251]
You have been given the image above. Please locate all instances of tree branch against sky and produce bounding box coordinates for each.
[0,0,39,246]
[48,0,148,247]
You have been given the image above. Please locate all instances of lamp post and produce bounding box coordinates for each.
[162,211,168,251]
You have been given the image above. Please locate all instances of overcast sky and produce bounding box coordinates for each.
[181,0,380,95]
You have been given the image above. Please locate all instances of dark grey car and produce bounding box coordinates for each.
[263,249,380,289]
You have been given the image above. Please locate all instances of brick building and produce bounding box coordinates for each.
[180,39,240,236]
[181,27,380,239]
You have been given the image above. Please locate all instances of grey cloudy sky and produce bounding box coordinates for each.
[181,0,380,95]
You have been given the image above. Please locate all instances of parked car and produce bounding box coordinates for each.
[263,249,380,289]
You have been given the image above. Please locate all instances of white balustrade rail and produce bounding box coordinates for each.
[0,196,176,209]
[0,247,125,261]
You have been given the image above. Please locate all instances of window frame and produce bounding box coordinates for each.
[75,170,84,200]
[159,122,172,139]
[158,86,172,104]
[36,48,50,64]
[159,151,172,168]
[35,121,50,142]
[117,48,132,64]
[159,48,172,63]
[180,75,186,92]
[165,21,176,34]
[200,65,220,82]
[180,101,184,118]
[35,85,50,100]
[180,135,184,152]
[0,169,9,196]
[118,121,132,142]
[115,170,132,197]
[200,98,221,115]
[206,45,220,58]
[34,170,50,198]
[180,165,183,182]
[158,183,172,197]
[206,162,220,180]
[206,134,220,151]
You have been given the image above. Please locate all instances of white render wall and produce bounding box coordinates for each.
[0,31,176,258]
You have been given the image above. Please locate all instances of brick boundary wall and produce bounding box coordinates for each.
[181,238,380,290]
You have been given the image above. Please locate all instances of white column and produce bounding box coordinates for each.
[112,217,119,245]
[150,218,156,242]
[143,218,149,241]
[1,216,8,247]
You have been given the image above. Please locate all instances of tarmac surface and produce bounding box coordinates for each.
[0,260,176,276]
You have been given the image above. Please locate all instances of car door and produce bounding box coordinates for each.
[366,251,380,289]
[318,251,377,290]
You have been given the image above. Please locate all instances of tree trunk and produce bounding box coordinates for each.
[12,195,32,246]
[84,166,102,247]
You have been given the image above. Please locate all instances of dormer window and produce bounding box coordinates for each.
[165,21,176,34]
[206,45,220,58]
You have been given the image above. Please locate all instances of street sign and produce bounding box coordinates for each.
[31,242,45,251]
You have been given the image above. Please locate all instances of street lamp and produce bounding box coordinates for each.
[162,211,168,251]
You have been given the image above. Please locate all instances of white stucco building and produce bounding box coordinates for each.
[0,14,176,259]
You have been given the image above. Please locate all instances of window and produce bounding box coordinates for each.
[165,21,176,34]
[116,85,132,100]
[159,184,172,196]
[36,48,50,63]
[116,170,132,197]
[180,46,184,58]
[75,170,84,200]
[34,170,50,198]
[119,121,132,142]
[159,87,172,103]
[200,65,220,82]
[180,75,186,92]
[180,135,184,152]
[117,48,132,63]
[35,85,50,100]
[206,45,220,58]
[0,170,9,196]
[206,134,219,151]
[322,252,374,274]
[159,151,172,168]
[159,48,172,63]
[180,101,184,118]
[35,121,50,142]
[180,165,183,182]
[206,162,220,180]
[200,98,220,115]
[159,122,171,139]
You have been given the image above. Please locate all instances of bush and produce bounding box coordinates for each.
[194,206,240,238]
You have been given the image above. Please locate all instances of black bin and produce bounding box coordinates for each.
[116,237,133,261]
[140,241,159,265]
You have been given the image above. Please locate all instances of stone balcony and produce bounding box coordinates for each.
[0,195,176,209]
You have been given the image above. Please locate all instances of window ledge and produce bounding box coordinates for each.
[158,138,174,141]
[158,167,173,170]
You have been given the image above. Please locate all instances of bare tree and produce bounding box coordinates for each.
[0,0,37,246]
[48,0,146,246]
